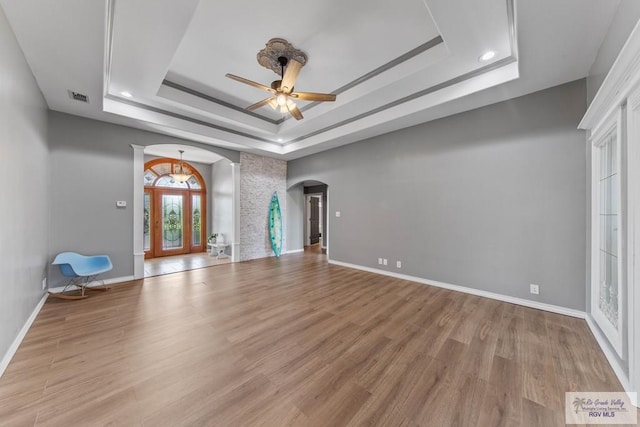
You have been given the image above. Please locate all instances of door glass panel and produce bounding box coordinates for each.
[192,194,201,246]
[156,176,189,188]
[598,133,619,329]
[144,192,151,251]
[162,195,183,250]
[144,170,157,186]
[188,176,201,189]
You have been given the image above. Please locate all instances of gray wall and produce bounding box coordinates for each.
[0,6,49,363]
[587,1,640,104]
[48,112,239,286]
[211,159,234,248]
[288,80,588,311]
[286,184,304,251]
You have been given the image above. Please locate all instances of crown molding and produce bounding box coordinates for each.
[579,20,640,133]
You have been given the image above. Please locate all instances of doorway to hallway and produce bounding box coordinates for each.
[308,195,321,245]
[302,182,328,255]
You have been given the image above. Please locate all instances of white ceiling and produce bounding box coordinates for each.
[167,0,441,118]
[0,0,621,161]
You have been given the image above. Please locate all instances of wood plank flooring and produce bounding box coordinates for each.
[0,250,634,426]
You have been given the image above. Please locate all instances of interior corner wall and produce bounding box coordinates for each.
[0,6,49,362]
[288,79,588,311]
[239,152,287,261]
[211,159,234,247]
[587,2,640,104]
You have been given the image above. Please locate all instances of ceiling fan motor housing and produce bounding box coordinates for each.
[257,38,307,76]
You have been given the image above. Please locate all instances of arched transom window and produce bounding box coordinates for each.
[144,159,203,189]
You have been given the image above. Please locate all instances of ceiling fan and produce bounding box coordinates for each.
[226,56,336,120]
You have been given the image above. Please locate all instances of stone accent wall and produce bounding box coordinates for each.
[239,152,287,261]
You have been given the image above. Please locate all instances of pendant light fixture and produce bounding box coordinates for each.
[170,150,193,183]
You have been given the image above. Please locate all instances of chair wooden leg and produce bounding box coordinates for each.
[48,277,110,300]
[48,291,89,300]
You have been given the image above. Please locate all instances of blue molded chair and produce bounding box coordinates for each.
[51,252,113,299]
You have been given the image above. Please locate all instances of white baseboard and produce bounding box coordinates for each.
[585,315,637,407]
[0,293,48,378]
[48,275,135,294]
[327,259,585,319]
[284,249,304,254]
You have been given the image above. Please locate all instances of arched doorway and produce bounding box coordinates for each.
[287,180,329,256]
[303,182,328,254]
[143,158,206,258]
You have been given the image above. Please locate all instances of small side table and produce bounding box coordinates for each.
[207,242,229,259]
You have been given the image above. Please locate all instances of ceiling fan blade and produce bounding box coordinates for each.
[280,59,302,94]
[225,74,275,93]
[290,92,336,102]
[287,103,304,120]
[247,97,276,111]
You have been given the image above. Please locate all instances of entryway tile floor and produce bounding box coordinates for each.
[144,252,231,278]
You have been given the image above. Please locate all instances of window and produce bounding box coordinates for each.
[591,110,625,356]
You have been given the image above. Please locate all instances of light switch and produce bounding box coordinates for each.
[335,211,341,217]
[116,201,127,208]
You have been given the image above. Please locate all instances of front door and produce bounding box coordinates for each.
[144,157,207,259]
[156,191,190,257]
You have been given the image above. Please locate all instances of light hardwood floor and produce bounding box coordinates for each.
[0,250,634,426]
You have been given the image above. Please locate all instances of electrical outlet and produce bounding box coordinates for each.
[383,259,388,266]
[396,261,402,269]
[378,258,383,265]
[42,278,47,290]
[530,284,539,295]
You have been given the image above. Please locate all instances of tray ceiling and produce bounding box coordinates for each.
[0,0,621,160]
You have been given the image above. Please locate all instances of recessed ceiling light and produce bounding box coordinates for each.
[479,51,496,62]
[277,138,283,143]
[121,91,133,98]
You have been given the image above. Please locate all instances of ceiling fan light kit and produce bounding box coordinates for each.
[225,38,336,120]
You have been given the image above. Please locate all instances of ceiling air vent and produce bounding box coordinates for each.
[68,90,89,104]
